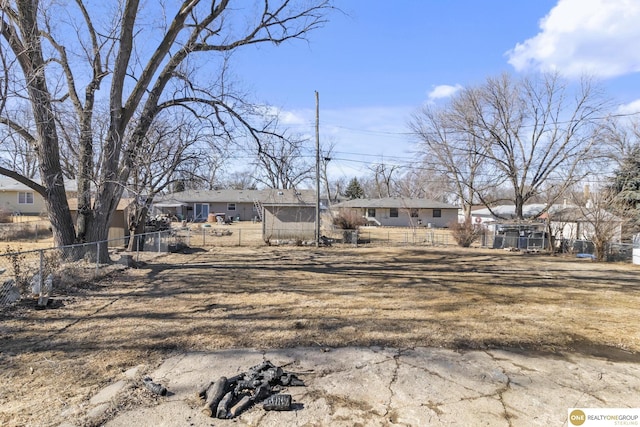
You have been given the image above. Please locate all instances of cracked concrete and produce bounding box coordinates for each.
[95,346,640,427]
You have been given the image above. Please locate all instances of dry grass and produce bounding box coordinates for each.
[1,245,639,426]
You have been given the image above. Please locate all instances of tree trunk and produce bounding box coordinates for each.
[83,183,123,263]
[514,194,524,220]
[76,115,96,242]
[12,1,76,247]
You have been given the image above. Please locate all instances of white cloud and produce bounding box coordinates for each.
[507,0,640,78]
[255,105,310,126]
[278,110,309,126]
[427,84,463,101]
[617,99,640,115]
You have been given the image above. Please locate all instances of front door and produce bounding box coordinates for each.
[194,203,209,221]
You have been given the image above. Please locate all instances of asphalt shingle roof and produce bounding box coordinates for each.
[154,189,317,205]
[333,197,458,209]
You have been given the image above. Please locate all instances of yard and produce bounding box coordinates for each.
[1,245,639,426]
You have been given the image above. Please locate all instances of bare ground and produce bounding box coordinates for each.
[1,245,640,426]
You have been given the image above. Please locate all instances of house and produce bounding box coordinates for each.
[0,176,76,217]
[153,188,321,242]
[332,197,459,228]
[153,189,319,223]
[546,204,623,243]
[153,189,263,222]
[469,204,553,225]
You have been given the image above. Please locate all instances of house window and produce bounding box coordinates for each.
[389,208,398,218]
[18,192,34,204]
[433,209,442,218]
[227,203,236,211]
[410,209,419,218]
[367,208,376,217]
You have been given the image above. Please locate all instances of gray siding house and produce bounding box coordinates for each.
[154,188,320,240]
[154,188,317,220]
[332,197,459,228]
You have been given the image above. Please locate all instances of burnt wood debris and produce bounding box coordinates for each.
[142,377,167,396]
[192,360,305,418]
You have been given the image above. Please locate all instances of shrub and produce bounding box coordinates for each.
[3,246,29,294]
[450,220,482,247]
[332,210,367,243]
[0,209,11,223]
[332,209,366,230]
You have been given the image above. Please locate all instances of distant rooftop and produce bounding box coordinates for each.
[333,197,458,209]
[155,189,317,205]
[0,175,77,192]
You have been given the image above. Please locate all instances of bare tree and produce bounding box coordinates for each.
[0,107,39,178]
[252,132,314,189]
[367,162,400,198]
[126,114,203,250]
[223,169,258,190]
[319,138,339,203]
[466,73,608,219]
[175,133,232,190]
[599,116,640,168]
[565,186,626,261]
[0,0,333,255]
[394,166,453,201]
[412,73,610,221]
[409,101,496,221]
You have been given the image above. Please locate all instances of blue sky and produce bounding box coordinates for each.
[231,0,640,180]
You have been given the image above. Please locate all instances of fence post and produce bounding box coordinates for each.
[157,231,161,253]
[38,248,44,287]
[37,249,45,307]
[96,242,100,277]
[238,228,241,246]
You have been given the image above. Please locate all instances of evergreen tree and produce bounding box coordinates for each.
[344,177,365,200]
[611,146,640,208]
[609,145,640,237]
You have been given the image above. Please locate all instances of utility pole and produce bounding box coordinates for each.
[315,91,321,247]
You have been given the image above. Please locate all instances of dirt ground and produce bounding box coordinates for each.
[1,245,639,426]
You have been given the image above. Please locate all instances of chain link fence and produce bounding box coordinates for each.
[4,221,635,310]
[178,223,455,247]
[1,224,456,308]
[0,220,52,242]
[0,230,182,307]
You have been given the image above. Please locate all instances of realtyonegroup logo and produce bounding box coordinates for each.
[570,409,586,426]
[569,408,640,426]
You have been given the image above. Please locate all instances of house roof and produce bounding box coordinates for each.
[154,189,317,206]
[67,198,134,212]
[472,204,553,219]
[472,203,621,222]
[549,205,621,223]
[0,176,77,192]
[333,197,458,210]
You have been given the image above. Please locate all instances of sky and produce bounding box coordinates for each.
[230,0,640,180]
